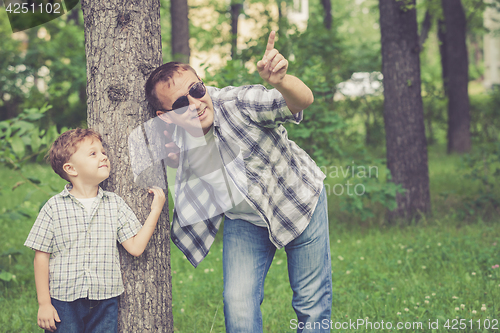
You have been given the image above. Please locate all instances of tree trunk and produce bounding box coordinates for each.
[321,0,332,30]
[437,19,448,93]
[419,10,432,51]
[440,0,471,153]
[379,0,431,220]
[81,0,173,332]
[170,0,190,63]
[230,1,243,59]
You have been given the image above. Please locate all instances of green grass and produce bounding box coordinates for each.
[1,146,500,332]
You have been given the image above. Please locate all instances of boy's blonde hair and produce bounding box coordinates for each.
[49,128,102,182]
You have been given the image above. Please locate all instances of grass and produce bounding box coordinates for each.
[1,144,500,332]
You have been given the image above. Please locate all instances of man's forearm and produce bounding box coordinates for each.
[272,75,314,115]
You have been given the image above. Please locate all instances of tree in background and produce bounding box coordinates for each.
[379,0,431,220]
[81,0,173,331]
[321,0,332,30]
[439,0,471,153]
[171,0,190,63]
[230,0,243,58]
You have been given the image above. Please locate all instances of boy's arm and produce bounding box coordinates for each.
[121,187,166,257]
[256,31,314,115]
[34,250,60,332]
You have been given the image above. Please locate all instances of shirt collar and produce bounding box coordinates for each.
[61,183,107,198]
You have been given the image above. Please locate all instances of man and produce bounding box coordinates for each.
[144,31,332,332]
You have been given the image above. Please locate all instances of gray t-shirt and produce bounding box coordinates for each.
[185,127,266,227]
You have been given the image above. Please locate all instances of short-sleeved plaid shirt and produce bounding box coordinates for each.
[170,85,326,267]
[24,184,142,302]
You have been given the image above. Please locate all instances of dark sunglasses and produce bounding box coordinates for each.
[160,81,206,114]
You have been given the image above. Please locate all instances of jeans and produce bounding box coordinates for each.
[223,187,332,333]
[48,296,118,333]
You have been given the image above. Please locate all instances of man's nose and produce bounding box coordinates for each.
[187,95,201,109]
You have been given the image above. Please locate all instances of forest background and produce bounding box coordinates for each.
[1,0,500,331]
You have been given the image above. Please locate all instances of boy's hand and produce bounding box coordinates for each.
[37,303,60,332]
[149,187,166,212]
[257,31,288,86]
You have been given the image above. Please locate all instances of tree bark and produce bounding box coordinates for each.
[379,0,431,220]
[170,0,190,63]
[81,0,173,332]
[439,0,471,153]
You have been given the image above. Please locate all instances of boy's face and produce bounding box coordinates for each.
[154,70,214,137]
[64,137,110,185]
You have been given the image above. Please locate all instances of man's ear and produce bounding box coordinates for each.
[157,111,173,124]
[63,163,77,178]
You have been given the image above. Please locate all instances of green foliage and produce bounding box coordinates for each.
[0,104,64,170]
[203,59,261,87]
[470,88,500,143]
[0,9,26,120]
[456,142,500,217]
[0,104,64,289]
[0,8,87,128]
[335,164,406,221]
[0,164,66,333]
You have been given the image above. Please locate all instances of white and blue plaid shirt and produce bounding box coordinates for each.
[170,85,326,267]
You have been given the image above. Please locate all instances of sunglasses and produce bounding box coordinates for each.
[160,81,207,114]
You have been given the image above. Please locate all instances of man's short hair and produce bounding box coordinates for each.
[145,62,197,117]
[48,128,102,182]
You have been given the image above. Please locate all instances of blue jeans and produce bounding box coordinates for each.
[48,296,118,333]
[223,187,332,332]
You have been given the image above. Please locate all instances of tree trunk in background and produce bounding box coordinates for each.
[439,0,471,153]
[379,0,431,221]
[81,0,173,331]
[67,3,80,25]
[437,19,448,93]
[419,10,432,51]
[171,0,190,63]
[230,1,242,59]
[321,0,332,30]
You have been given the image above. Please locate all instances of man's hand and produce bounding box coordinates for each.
[255,30,314,114]
[257,31,288,86]
[37,303,60,332]
[163,128,180,169]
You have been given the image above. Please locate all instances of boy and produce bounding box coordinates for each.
[24,128,165,332]
[144,31,332,332]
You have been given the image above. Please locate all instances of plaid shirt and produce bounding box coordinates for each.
[170,85,326,267]
[24,184,142,302]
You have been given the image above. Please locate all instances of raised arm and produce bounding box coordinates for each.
[256,31,314,114]
[121,187,166,257]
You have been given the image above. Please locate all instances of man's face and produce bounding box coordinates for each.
[155,70,214,137]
